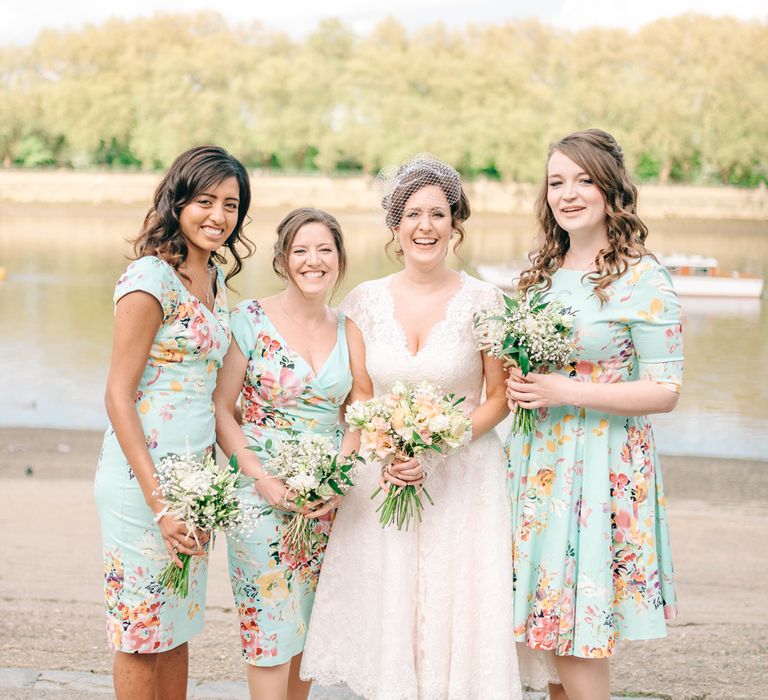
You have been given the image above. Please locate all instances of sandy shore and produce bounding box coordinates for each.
[1,426,766,700]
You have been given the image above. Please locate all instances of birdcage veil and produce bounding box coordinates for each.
[376,153,463,229]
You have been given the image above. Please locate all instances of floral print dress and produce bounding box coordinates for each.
[94,255,230,653]
[226,300,351,667]
[506,256,684,660]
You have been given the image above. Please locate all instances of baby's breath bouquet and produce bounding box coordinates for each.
[154,451,257,597]
[345,381,472,530]
[474,290,575,435]
[260,433,360,562]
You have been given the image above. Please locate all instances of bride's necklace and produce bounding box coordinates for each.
[278,296,327,337]
[182,263,214,305]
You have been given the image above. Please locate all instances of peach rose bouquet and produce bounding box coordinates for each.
[345,380,471,530]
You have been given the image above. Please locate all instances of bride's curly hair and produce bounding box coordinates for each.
[517,129,650,303]
[132,145,255,287]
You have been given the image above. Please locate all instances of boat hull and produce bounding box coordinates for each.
[475,264,764,299]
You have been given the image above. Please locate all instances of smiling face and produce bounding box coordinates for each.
[285,221,340,297]
[393,185,453,268]
[178,176,241,259]
[546,150,607,240]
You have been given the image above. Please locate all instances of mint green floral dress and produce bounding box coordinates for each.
[94,255,230,653]
[507,256,684,660]
[226,300,351,666]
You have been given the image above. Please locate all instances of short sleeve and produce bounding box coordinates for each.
[473,279,505,310]
[627,261,684,392]
[229,300,262,358]
[338,283,371,337]
[113,256,177,320]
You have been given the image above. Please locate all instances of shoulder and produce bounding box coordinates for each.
[114,255,179,309]
[460,271,504,304]
[621,255,674,291]
[340,277,387,308]
[346,277,388,298]
[118,255,174,283]
[232,298,265,323]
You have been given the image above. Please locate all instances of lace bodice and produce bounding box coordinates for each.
[339,271,502,409]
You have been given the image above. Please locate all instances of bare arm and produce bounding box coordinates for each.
[506,368,679,417]
[468,352,510,439]
[105,291,205,564]
[212,341,295,509]
[338,317,370,458]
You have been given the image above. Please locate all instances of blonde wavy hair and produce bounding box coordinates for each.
[517,129,650,303]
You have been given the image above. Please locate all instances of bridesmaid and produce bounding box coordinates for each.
[94,146,252,700]
[505,129,684,700]
[213,207,351,700]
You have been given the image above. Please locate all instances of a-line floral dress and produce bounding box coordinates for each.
[226,299,351,667]
[94,255,230,653]
[506,256,684,660]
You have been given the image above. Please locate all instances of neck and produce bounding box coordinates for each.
[564,227,609,268]
[183,249,211,273]
[401,261,455,289]
[280,285,327,319]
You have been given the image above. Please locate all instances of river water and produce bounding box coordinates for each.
[1,203,765,459]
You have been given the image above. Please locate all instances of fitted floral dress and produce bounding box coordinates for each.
[226,300,351,667]
[94,255,230,653]
[507,256,684,663]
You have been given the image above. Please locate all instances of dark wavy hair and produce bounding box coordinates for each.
[517,129,650,303]
[382,162,471,262]
[272,207,347,299]
[132,145,254,286]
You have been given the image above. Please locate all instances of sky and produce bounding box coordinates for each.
[2,0,765,45]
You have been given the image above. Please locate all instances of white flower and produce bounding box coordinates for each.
[287,472,320,492]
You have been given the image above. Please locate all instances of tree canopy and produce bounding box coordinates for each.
[1,13,765,185]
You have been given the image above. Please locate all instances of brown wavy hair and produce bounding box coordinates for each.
[272,207,348,299]
[132,145,254,287]
[382,162,471,262]
[517,129,650,303]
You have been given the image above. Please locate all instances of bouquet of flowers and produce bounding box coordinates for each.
[474,290,575,435]
[154,451,258,597]
[259,433,360,562]
[345,380,472,530]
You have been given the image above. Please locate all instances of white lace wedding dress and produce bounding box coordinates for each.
[301,272,521,700]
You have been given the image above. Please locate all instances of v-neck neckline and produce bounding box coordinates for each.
[159,257,225,325]
[384,271,466,358]
[256,300,341,381]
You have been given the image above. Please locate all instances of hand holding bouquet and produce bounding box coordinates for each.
[474,290,575,434]
[260,433,360,562]
[154,451,258,597]
[345,380,472,530]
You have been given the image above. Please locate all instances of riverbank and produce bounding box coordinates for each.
[0,170,766,220]
[1,426,766,699]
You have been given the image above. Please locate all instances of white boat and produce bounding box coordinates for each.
[476,255,764,299]
[659,254,764,298]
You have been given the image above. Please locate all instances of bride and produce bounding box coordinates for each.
[301,155,522,699]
